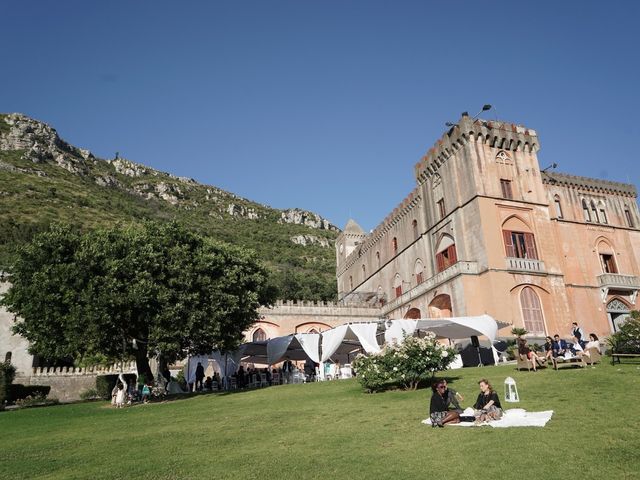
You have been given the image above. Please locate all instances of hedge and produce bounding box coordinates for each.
[0,361,17,407]
[96,374,137,400]
[6,384,51,403]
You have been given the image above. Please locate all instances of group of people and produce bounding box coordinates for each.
[111,375,153,407]
[429,378,502,427]
[517,322,601,371]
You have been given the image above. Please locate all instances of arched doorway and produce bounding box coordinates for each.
[404,307,422,319]
[607,298,631,332]
[429,294,452,318]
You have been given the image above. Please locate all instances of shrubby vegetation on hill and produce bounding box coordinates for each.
[0,114,339,301]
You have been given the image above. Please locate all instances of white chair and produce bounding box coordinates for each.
[271,372,280,385]
[260,373,268,387]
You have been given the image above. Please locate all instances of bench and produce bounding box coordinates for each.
[611,353,640,365]
[552,355,586,370]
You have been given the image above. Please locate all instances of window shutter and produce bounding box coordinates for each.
[448,245,457,265]
[503,230,516,257]
[436,252,445,272]
[524,233,538,260]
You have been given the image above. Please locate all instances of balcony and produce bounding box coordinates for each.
[597,273,640,290]
[505,257,546,274]
[381,261,479,315]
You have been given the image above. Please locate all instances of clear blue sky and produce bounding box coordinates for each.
[2,1,639,231]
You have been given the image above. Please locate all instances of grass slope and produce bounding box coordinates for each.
[1,362,639,480]
[0,131,338,300]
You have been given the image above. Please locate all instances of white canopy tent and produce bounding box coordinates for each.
[386,315,510,364]
[320,323,382,362]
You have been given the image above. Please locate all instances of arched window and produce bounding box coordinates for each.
[625,207,635,228]
[393,274,402,298]
[433,174,445,220]
[502,217,538,259]
[598,202,608,224]
[392,237,398,256]
[377,285,385,306]
[361,264,366,280]
[598,240,618,274]
[375,251,381,268]
[435,234,457,272]
[412,219,419,240]
[582,199,591,222]
[4,351,11,364]
[253,328,267,342]
[554,195,563,219]
[520,287,545,335]
[591,201,600,223]
[414,259,424,284]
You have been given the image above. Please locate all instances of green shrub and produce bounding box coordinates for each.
[0,361,17,408]
[607,312,640,354]
[79,388,99,400]
[96,374,137,400]
[7,384,51,403]
[353,333,458,393]
[511,327,528,337]
[13,393,59,409]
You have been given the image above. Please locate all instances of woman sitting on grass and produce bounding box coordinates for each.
[518,338,545,371]
[473,379,503,424]
[429,379,461,428]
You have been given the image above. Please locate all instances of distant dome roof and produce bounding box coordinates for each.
[344,219,364,234]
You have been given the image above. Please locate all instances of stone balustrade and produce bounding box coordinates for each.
[32,361,137,377]
[597,273,640,289]
[505,257,546,273]
[381,261,479,315]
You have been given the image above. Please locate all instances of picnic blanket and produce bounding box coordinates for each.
[422,408,554,428]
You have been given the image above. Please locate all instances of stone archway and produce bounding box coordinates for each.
[607,298,631,332]
[404,307,422,319]
[429,294,452,318]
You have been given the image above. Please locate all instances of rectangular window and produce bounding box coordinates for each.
[600,254,617,274]
[500,179,513,200]
[437,199,446,220]
[416,272,423,284]
[395,285,402,298]
[503,230,538,259]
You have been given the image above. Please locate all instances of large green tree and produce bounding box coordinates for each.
[1,222,275,381]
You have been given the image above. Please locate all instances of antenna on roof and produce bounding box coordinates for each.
[541,163,558,173]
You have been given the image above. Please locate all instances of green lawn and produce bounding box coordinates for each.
[1,361,639,480]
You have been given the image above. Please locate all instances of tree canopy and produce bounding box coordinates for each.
[1,222,276,380]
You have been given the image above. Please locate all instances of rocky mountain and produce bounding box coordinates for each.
[0,113,340,301]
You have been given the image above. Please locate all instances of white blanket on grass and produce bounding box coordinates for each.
[422,408,554,428]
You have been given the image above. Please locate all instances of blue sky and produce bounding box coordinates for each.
[2,1,639,230]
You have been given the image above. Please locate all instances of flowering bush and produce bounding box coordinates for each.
[353,333,458,392]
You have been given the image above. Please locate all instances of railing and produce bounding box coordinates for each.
[381,261,479,315]
[32,361,137,377]
[505,257,546,273]
[597,273,640,289]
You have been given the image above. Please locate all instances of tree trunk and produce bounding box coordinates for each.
[134,345,154,383]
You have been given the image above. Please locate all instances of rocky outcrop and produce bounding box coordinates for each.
[279,208,338,231]
[227,203,260,220]
[110,158,150,177]
[132,182,184,204]
[0,113,91,175]
[290,235,330,247]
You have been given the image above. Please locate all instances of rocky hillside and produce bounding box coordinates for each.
[0,113,339,301]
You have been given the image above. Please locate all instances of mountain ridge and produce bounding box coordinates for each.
[0,113,340,301]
